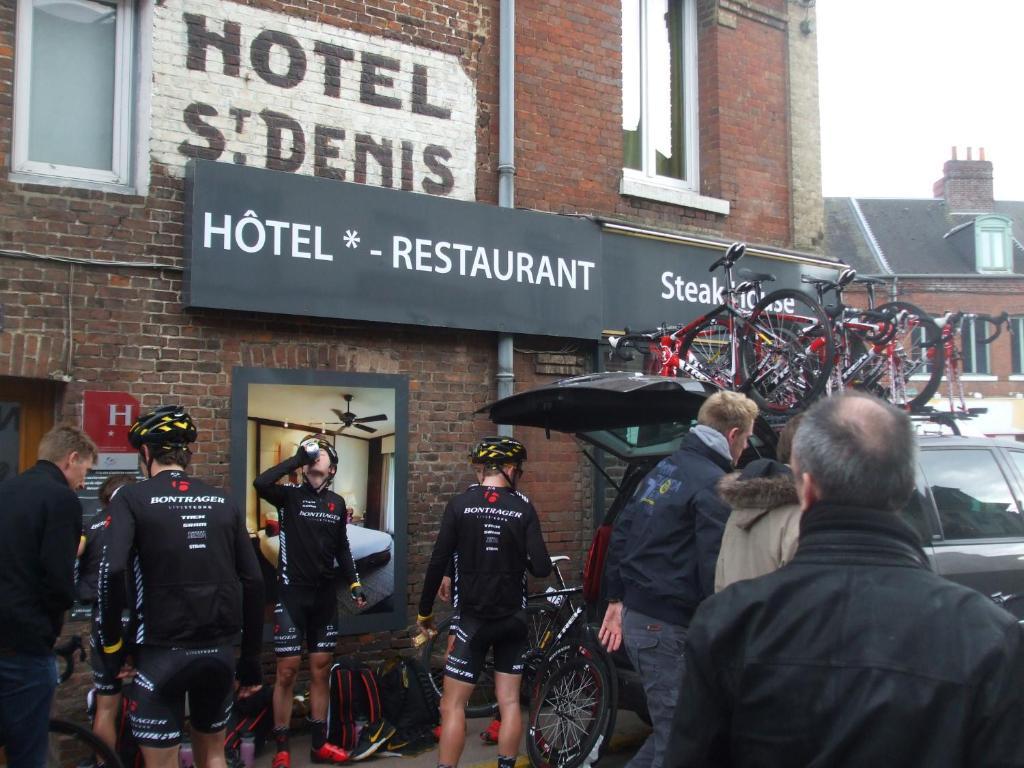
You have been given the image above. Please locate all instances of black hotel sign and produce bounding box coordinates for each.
[184,160,839,337]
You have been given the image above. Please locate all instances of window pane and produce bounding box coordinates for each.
[1013,319,1023,374]
[647,0,684,180]
[29,0,117,170]
[622,0,642,171]
[974,319,990,374]
[921,449,1024,539]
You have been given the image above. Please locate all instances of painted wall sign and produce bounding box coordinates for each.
[152,0,476,199]
[184,160,841,338]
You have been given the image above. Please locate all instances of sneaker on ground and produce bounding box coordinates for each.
[480,718,501,744]
[311,743,350,764]
[350,719,397,762]
[272,750,291,768]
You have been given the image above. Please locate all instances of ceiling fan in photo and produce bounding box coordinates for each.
[326,394,388,434]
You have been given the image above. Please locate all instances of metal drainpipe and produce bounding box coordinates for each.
[496,0,515,436]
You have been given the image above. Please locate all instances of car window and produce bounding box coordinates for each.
[1007,451,1024,486]
[920,449,1024,540]
[897,476,934,545]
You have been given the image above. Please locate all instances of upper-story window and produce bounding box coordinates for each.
[621,0,717,211]
[13,0,135,190]
[974,215,1013,273]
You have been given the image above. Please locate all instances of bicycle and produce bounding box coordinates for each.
[931,310,1007,416]
[420,556,616,768]
[421,556,589,717]
[608,242,835,414]
[0,635,124,768]
[802,271,943,411]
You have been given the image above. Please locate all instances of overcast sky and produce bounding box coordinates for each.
[816,1,1024,201]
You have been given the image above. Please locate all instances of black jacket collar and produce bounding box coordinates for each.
[796,501,931,570]
[679,431,734,474]
[32,459,70,487]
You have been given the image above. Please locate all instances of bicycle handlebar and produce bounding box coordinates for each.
[975,311,1008,344]
[54,635,85,684]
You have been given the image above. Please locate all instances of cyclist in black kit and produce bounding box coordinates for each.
[417,437,551,768]
[253,435,375,767]
[97,406,265,768]
[77,473,135,758]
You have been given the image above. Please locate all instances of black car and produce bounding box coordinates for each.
[903,435,1024,617]
[484,375,1024,700]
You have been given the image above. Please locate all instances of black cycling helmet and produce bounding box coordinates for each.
[302,435,339,467]
[128,406,197,451]
[470,436,527,467]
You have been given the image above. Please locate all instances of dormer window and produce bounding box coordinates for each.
[975,215,1012,273]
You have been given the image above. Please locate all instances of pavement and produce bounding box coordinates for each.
[253,710,651,768]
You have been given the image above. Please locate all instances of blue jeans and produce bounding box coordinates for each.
[622,607,688,768]
[0,652,58,768]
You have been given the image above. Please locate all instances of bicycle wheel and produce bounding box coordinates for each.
[527,651,613,768]
[741,289,834,413]
[868,301,943,411]
[678,319,733,391]
[48,719,123,768]
[422,604,558,718]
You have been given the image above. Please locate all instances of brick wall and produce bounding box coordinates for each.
[0,0,813,707]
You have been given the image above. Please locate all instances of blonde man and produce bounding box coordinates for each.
[598,391,758,768]
[0,424,96,767]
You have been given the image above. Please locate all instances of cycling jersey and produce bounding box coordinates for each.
[76,514,111,603]
[419,484,551,620]
[97,470,264,669]
[253,456,360,589]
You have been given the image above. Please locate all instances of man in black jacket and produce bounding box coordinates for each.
[253,435,370,767]
[98,406,264,768]
[0,424,96,767]
[598,391,758,768]
[667,392,1024,768]
[417,437,551,768]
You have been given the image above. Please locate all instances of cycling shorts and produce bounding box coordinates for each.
[126,645,235,746]
[444,611,528,684]
[274,586,338,657]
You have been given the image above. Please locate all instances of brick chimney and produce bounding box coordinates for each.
[932,146,994,212]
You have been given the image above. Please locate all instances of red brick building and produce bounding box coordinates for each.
[1,0,829,672]
[825,148,1024,436]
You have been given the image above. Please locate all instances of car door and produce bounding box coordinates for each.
[920,445,1024,617]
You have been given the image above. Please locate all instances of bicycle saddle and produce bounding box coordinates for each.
[737,268,776,283]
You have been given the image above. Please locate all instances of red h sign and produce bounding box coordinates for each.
[83,391,140,452]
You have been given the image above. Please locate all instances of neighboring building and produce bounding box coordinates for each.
[1,0,834,676]
[826,148,1024,436]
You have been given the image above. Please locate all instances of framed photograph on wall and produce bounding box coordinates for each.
[230,367,409,634]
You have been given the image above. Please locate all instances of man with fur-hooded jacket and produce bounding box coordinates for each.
[714,458,800,592]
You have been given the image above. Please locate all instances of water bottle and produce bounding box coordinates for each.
[179,740,194,768]
[240,734,257,767]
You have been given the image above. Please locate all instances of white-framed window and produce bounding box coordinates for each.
[13,0,135,189]
[975,215,1013,273]
[960,316,991,375]
[1011,317,1024,376]
[622,0,715,211]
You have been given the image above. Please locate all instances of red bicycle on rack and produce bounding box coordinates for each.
[929,310,1008,416]
[608,242,834,414]
[802,270,943,412]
